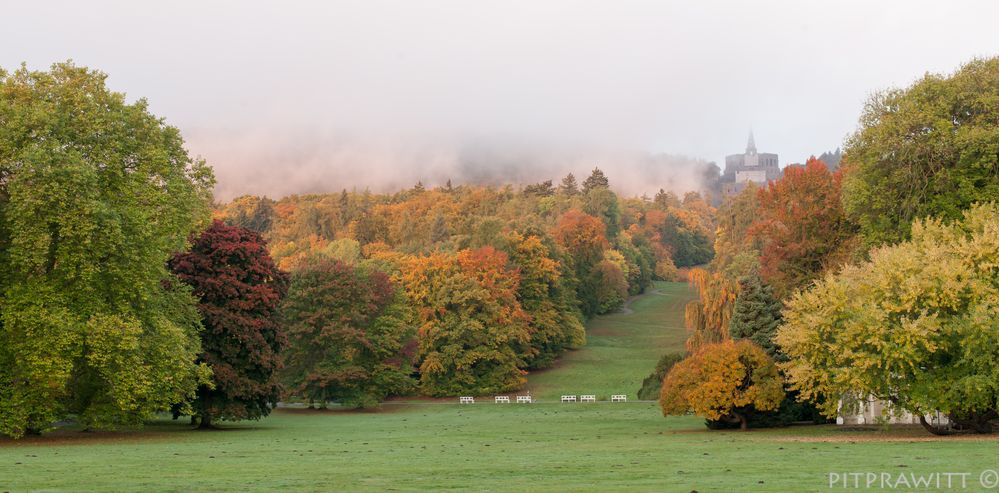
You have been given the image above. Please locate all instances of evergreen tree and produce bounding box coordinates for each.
[558,173,580,195]
[582,167,609,193]
[429,213,450,244]
[654,189,681,209]
[728,272,783,361]
[524,180,556,197]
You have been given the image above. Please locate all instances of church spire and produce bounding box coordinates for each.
[746,130,757,154]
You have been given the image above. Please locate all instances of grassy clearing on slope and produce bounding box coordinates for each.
[525,281,694,401]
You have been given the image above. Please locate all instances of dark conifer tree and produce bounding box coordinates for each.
[559,173,580,195]
[582,167,610,193]
[728,272,783,361]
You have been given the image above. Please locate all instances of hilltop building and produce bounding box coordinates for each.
[720,132,781,196]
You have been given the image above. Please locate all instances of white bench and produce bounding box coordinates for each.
[561,395,577,403]
[495,396,510,403]
[580,395,596,403]
[611,394,627,402]
[459,396,474,404]
[516,396,532,403]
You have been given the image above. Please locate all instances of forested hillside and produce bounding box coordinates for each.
[216,171,716,399]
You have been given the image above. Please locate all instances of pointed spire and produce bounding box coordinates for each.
[746,130,757,154]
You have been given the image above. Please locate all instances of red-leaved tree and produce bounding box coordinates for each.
[748,158,857,298]
[169,220,288,428]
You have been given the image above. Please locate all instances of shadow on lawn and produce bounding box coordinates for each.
[0,419,277,446]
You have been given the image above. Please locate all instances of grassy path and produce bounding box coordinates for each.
[525,281,695,401]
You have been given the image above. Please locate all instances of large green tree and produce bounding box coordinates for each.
[777,204,999,434]
[0,62,214,437]
[843,57,999,247]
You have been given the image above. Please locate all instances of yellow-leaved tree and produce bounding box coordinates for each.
[776,203,999,435]
[659,339,784,430]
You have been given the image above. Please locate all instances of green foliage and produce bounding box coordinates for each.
[710,182,761,279]
[581,167,609,193]
[727,272,783,361]
[777,204,999,432]
[282,259,416,408]
[843,57,999,247]
[657,208,714,267]
[592,256,629,314]
[401,248,531,396]
[583,187,621,239]
[637,351,685,400]
[222,195,276,234]
[503,232,585,369]
[0,62,213,437]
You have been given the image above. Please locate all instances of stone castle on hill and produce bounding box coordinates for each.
[720,132,782,196]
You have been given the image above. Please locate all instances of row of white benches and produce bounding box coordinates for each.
[458,395,627,404]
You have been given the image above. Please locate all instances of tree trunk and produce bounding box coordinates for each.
[190,415,197,426]
[918,415,953,436]
[734,411,748,430]
[198,414,214,429]
[921,412,997,435]
[723,411,749,430]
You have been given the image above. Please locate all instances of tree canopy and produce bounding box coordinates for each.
[660,339,784,429]
[170,221,287,427]
[843,56,999,247]
[777,203,999,434]
[0,62,214,437]
[282,259,416,408]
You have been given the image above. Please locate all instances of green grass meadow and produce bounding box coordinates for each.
[2,282,996,492]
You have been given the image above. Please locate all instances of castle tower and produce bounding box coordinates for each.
[720,131,781,195]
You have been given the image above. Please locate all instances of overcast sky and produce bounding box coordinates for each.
[4,1,998,200]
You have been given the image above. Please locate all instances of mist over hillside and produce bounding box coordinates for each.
[194,131,714,202]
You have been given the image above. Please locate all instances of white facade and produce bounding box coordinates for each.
[736,169,768,184]
[836,395,950,427]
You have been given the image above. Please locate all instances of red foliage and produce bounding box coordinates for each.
[748,158,856,297]
[169,220,288,425]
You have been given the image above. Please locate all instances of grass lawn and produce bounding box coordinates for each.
[525,281,695,401]
[2,281,996,492]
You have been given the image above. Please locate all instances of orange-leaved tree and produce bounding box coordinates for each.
[748,158,857,298]
[659,339,784,430]
[503,232,585,369]
[400,247,531,395]
[553,210,609,317]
